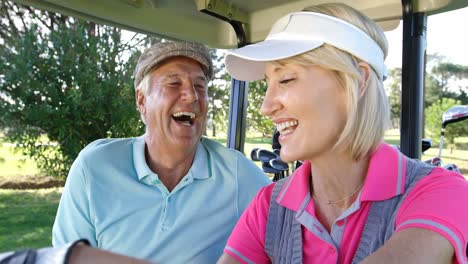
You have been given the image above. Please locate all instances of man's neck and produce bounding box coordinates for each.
[144,135,198,192]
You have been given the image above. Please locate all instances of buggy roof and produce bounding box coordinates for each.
[10,0,468,49]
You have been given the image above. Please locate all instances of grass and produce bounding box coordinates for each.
[383,129,468,175]
[0,188,61,252]
[0,143,41,178]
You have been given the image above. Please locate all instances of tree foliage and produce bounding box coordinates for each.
[425,54,468,106]
[385,68,402,128]
[206,50,230,137]
[247,80,274,137]
[425,98,468,150]
[0,1,144,177]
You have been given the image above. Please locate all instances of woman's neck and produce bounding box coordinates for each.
[309,149,369,209]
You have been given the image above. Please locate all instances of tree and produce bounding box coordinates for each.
[425,54,468,106]
[247,80,274,137]
[0,1,145,178]
[206,50,230,137]
[385,68,402,128]
[425,98,468,152]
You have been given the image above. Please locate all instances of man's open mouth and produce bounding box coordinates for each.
[172,112,196,126]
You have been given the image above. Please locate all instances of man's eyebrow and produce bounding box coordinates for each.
[161,73,207,83]
[195,75,207,82]
[162,73,180,80]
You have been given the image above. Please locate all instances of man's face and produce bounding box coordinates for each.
[136,56,208,152]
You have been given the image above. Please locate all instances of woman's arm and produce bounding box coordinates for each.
[69,244,151,264]
[361,228,454,264]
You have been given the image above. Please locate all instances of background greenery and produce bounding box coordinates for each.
[0,188,61,251]
[0,0,467,255]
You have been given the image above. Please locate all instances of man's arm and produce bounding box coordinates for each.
[361,228,454,264]
[217,253,240,264]
[52,155,97,246]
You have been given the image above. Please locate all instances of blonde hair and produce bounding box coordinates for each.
[277,3,390,160]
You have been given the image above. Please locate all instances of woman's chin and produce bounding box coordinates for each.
[279,152,298,163]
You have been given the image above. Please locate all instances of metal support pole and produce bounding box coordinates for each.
[227,78,248,152]
[226,21,248,153]
[400,0,427,159]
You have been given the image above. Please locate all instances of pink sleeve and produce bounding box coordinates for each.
[224,184,274,264]
[396,168,468,264]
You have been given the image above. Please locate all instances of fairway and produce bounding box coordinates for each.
[0,188,61,251]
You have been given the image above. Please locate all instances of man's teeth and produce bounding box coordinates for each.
[276,120,298,133]
[172,112,195,119]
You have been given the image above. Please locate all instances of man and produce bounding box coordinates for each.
[51,41,271,263]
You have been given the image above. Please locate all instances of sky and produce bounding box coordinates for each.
[384,7,468,69]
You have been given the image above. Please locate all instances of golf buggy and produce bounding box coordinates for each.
[2,0,468,262]
[10,0,468,164]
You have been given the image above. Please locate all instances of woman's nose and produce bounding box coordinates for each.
[260,85,279,117]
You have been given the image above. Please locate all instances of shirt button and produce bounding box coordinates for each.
[336,220,345,226]
[153,179,160,184]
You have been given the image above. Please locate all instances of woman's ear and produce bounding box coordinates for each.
[357,61,371,98]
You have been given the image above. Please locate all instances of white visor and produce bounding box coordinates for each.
[225,12,387,81]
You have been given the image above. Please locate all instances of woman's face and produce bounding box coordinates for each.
[261,62,348,162]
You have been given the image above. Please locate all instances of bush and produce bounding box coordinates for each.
[425,98,468,150]
[0,13,144,178]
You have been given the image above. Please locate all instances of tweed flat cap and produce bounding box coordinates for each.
[133,41,213,88]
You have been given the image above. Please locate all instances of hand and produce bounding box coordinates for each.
[69,244,152,264]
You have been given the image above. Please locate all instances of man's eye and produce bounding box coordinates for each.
[279,78,294,84]
[169,82,181,86]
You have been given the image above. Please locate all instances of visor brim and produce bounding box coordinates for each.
[225,39,323,81]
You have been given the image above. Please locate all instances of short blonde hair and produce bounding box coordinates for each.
[276,3,390,160]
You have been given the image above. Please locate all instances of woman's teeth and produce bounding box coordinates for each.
[276,120,298,134]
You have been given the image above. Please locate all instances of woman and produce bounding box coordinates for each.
[219,3,468,264]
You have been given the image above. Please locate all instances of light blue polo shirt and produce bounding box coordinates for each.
[52,136,270,263]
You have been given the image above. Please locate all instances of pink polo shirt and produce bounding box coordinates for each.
[225,143,468,263]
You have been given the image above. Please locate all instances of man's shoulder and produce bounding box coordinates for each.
[200,137,245,158]
[200,137,269,184]
[79,137,137,159]
[200,137,261,167]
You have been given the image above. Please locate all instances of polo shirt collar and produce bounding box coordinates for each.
[360,143,406,201]
[275,143,407,212]
[133,136,152,181]
[275,161,311,212]
[132,135,210,181]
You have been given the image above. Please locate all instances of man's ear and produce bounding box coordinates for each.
[135,89,146,115]
[357,61,371,98]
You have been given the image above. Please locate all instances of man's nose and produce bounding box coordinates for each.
[181,82,198,102]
